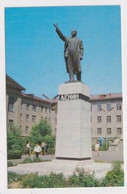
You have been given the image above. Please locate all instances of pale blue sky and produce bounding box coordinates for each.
[5,6,122,98]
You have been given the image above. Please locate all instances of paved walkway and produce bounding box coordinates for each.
[8,150,124,179]
[9,150,123,165]
[8,160,113,179]
[92,150,123,162]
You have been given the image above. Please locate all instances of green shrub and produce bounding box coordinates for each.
[101,161,124,186]
[23,157,33,164]
[100,143,109,151]
[43,173,66,188]
[44,135,55,148]
[68,167,101,187]
[47,148,55,155]
[33,158,42,163]
[8,171,23,184]
[21,173,43,188]
[8,161,13,167]
[8,150,22,159]
[21,173,66,188]
[7,124,25,158]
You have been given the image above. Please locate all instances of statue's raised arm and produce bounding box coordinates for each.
[53,24,66,42]
[53,23,59,30]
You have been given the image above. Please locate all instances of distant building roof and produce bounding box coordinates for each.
[22,93,58,104]
[6,75,25,91]
[90,93,122,102]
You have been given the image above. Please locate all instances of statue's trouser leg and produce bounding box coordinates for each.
[74,55,81,81]
[67,56,74,81]
[76,72,81,81]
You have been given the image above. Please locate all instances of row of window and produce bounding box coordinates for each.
[96,103,122,112]
[96,115,122,123]
[96,128,122,135]
[8,96,50,113]
[23,104,50,112]
[20,114,49,122]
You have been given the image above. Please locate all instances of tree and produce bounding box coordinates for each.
[30,120,52,143]
[29,120,55,154]
[7,124,24,159]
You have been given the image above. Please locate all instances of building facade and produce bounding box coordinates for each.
[6,75,57,136]
[91,93,123,145]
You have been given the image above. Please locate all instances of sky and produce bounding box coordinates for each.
[5,5,122,98]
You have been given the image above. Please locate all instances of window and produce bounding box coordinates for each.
[107,104,111,111]
[26,104,30,110]
[8,96,14,112]
[26,114,29,122]
[117,115,121,122]
[25,126,29,134]
[97,128,102,135]
[107,128,111,135]
[9,120,13,125]
[33,105,36,111]
[91,117,92,123]
[97,116,101,123]
[97,105,101,111]
[20,125,22,130]
[116,103,121,110]
[117,128,122,135]
[45,107,47,113]
[20,113,22,121]
[32,115,36,122]
[21,101,23,109]
[107,116,111,123]
[41,106,44,112]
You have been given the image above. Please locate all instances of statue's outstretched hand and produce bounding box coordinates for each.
[53,23,58,30]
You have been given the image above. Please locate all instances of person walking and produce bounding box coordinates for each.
[41,141,47,155]
[26,141,31,156]
[95,141,100,157]
[34,143,42,158]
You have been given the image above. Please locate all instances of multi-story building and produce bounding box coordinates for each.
[91,93,123,146]
[6,75,123,149]
[6,75,57,136]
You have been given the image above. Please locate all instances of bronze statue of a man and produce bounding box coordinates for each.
[53,24,84,82]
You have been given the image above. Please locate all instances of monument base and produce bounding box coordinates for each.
[55,82,92,160]
[56,157,91,161]
[52,159,94,165]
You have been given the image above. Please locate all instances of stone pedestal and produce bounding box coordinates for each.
[55,82,92,160]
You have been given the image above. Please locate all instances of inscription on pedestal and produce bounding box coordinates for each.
[59,93,79,101]
[59,93,90,102]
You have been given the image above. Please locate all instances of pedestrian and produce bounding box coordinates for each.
[95,141,100,157]
[34,143,42,158]
[41,141,46,155]
[26,141,31,156]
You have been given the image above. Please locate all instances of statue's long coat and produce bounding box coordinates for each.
[56,29,84,74]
